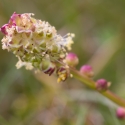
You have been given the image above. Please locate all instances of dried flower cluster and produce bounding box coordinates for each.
[0,12,75,82]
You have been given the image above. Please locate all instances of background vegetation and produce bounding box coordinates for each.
[0,0,125,124]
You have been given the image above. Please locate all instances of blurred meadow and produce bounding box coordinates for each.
[1,0,125,125]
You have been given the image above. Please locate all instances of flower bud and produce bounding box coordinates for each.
[80,65,94,77]
[65,53,79,67]
[116,107,125,119]
[96,79,109,91]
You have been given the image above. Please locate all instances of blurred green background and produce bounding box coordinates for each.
[0,0,125,125]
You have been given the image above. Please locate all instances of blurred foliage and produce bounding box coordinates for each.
[0,0,125,125]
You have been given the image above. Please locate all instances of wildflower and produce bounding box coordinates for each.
[0,12,75,82]
[80,65,94,77]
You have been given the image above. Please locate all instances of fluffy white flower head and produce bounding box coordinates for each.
[0,12,75,82]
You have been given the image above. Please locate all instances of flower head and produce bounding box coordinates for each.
[1,12,75,82]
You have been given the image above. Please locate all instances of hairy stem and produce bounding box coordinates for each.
[70,67,125,107]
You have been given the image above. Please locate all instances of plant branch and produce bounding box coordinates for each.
[70,67,125,107]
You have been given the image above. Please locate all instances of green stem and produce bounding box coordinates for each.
[70,67,125,107]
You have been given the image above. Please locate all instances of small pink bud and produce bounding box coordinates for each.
[65,53,79,67]
[116,107,125,119]
[96,79,109,91]
[80,65,94,77]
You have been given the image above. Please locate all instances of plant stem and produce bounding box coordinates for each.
[70,67,125,107]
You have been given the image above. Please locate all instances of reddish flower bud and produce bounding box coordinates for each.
[96,79,109,91]
[65,53,79,67]
[80,65,94,77]
[116,107,125,119]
